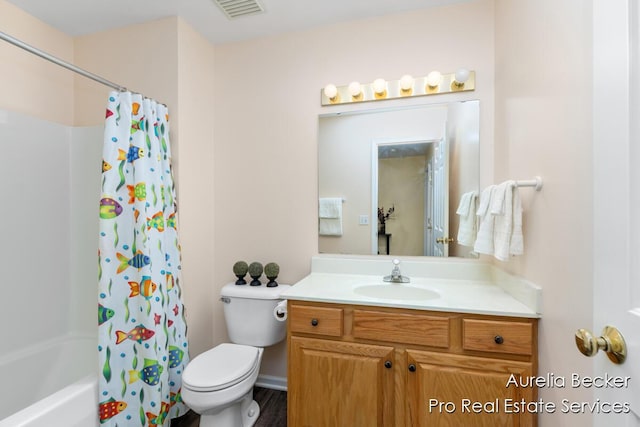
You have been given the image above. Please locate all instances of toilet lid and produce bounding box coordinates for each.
[182,343,259,392]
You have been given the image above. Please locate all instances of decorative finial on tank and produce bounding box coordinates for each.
[232,261,249,285]
[264,262,280,287]
[248,262,264,286]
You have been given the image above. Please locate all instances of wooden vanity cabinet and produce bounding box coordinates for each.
[287,301,538,427]
[288,337,395,427]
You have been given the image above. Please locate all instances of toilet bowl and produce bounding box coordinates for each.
[182,344,264,427]
[181,283,290,427]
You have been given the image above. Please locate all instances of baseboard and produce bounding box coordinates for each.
[255,374,287,391]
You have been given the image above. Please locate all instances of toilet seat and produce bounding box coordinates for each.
[183,343,260,392]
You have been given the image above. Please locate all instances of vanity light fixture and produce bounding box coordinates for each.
[348,81,362,99]
[426,71,443,89]
[372,78,387,98]
[320,69,475,106]
[323,83,339,103]
[399,74,414,95]
[453,68,471,88]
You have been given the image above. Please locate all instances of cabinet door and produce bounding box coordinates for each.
[288,336,395,427]
[406,350,535,427]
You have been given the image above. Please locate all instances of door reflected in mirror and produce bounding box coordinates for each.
[318,101,479,257]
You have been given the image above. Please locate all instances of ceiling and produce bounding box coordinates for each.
[6,0,472,45]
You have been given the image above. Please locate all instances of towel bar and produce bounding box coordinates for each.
[515,176,543,191]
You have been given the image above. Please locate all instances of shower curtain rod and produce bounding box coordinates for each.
[0,30,128,92]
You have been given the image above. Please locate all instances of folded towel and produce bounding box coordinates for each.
[319,218,343,236]
[490,181,510,216]
[319,198,342,218]
[492,181,524,261]
[492,181,514,261]
[473,185,496,255]
[319,198,343,236]
[510,187,524,256]
[456,191,478,247]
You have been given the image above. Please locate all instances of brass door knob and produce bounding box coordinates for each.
[575,326,626,364]
[436,237,454,244]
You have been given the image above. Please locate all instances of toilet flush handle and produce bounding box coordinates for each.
[220,297,231,304]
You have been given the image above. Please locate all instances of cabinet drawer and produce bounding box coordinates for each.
[463,319,533,355]
[289,304,343,337]
[353,309,450,347]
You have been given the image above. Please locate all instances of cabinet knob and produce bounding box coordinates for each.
[384,360,392,369]
[494,335,504,344]
[310,318,319,327]
[408,364,416,372]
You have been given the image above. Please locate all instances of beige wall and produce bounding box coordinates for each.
[175,19,217,357]
[0,0,74,125]
[213,0,495,377]
[73,17,179,128]
[379,155,426,255]
[494,1,593,426]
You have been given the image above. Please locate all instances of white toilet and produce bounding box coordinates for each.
[182,283,290,427]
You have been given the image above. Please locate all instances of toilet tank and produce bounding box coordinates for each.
[220,283,291,347]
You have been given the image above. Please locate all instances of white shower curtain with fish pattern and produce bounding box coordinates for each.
[98,92,189,426]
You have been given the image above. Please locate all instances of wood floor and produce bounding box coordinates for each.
[171,387,287,427]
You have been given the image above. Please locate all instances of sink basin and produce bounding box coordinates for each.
[354,284,440,301]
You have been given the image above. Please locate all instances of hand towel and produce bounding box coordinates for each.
[456,191,478,247]
[492,181,514,261]
[319,198,343,236]
[473,185,496,255]
[510,187,524,256]
[319,197,342,218]
[492,181,523,261]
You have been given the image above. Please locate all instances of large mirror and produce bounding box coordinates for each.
[318,100,479,257]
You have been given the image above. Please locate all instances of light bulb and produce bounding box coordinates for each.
[323,84,338,99]
[348,81,362,97]
[399,74,414,91]
[373,78,386,95]
[426,71,443,88]
[454,68,470,86]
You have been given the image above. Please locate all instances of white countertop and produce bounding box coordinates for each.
[280,256,542,318]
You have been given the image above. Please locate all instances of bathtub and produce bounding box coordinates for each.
[0,334,98,427]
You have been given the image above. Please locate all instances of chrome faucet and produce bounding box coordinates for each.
[383,258,410,283]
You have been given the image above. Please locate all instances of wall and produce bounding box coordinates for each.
[213,0,495,379]
[379,155,426,255]
[175,19,217,357]
[447,101,480,257]
[493,1,593,426]
[0,0,74,125]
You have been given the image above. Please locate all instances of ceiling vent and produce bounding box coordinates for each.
[213,0,265,19]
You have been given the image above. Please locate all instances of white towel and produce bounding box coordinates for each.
[510,187,524,256]
[491,181,513,261]
[456,191,478,247]
[319,198,342,218]
[319,198,343,236]
[492,181,523,261]
[473,185,496,255]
